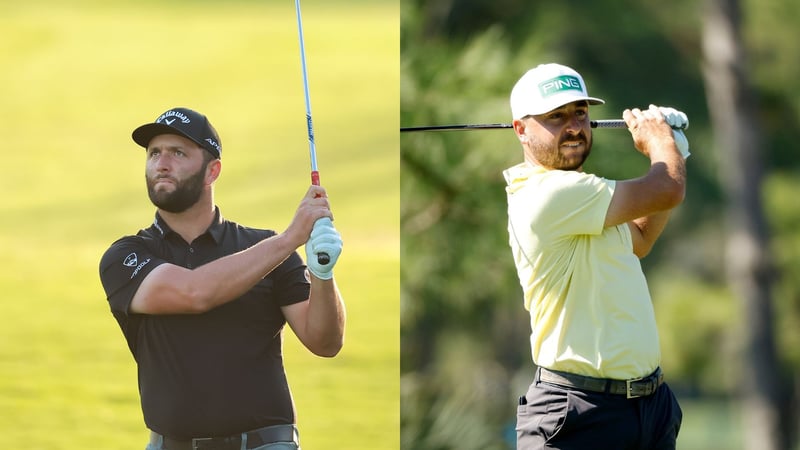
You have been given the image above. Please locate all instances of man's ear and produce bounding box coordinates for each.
[513,119,528,142]
[206,159,222,185]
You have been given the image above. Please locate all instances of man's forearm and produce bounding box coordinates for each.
[629,210,673,258]
[193,233,300,310]
[131,232,300,314]
[304,277,346,357]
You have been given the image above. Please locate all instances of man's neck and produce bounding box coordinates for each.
[523,157,584,173]
[158,200,216,244]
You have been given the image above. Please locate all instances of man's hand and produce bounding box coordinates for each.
[656,106,688,130]
[623,105,676,159]
[284,185,333,248]
[305,217,342,280]
[655,105,690,159]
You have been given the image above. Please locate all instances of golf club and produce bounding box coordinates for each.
[400,119,628,132]
[295,0,330,265]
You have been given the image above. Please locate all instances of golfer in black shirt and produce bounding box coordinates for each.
[99,107,344,450]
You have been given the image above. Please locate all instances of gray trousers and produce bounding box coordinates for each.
[516,370,682,450]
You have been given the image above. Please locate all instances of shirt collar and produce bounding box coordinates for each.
[152,207,225,244]
[503,162,547,185]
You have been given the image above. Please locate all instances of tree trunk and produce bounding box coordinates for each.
[700,0,788,448]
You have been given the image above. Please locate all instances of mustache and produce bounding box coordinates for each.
[150,174,178,183]
[559,132,587,145]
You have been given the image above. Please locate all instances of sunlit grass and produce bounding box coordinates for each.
[0,1,398,449]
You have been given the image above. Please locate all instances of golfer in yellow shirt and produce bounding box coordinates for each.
[506,63,688,450]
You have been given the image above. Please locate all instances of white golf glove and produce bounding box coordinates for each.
[654,105,690,159]
[305,217,342,280]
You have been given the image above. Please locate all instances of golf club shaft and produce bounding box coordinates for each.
[295,0,330,265]
[400,119,627,132]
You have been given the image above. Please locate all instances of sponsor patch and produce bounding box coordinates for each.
[123,253,138,267]
[538,75,583,97]
[130,258,151,279]
[156,110,191,124]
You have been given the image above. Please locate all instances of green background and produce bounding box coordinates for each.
[400,0,800,449]
[0,1,398,448]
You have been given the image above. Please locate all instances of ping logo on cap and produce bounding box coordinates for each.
[538,75,584,98]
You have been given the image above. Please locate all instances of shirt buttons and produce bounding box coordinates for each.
[189,247,195,253]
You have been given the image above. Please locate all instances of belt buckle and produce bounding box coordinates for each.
[192,437,213,450]
[626,376,644,399]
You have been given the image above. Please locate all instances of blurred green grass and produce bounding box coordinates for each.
[0,1,398,448]
[676,398,742,450]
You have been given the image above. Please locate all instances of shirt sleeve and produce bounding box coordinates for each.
[270,251,311,307]
[532,170,615,238]
[98,235,167,316]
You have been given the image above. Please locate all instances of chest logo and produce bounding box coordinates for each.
[123,253,138,267]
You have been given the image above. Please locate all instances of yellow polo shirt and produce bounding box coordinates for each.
[503,162,660,380]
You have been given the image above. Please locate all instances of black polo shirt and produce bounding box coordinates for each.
[98,208,310,439]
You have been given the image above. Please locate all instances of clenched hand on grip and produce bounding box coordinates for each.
[305,217,342,280]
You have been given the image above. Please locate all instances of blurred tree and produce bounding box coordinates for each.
[701,0,792,448]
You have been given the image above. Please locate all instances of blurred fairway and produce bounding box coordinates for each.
[0,0,398,448]
[676,398,742,450]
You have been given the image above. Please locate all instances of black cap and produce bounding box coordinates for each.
[132,107,222,159]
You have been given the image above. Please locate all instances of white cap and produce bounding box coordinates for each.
[510,63,605,119]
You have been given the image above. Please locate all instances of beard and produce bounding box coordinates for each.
[146,166,206,213]
[529,131,593,171]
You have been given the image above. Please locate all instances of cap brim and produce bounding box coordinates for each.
[543,96,605,114]
[131,123,203,150]
[515,96,605,119]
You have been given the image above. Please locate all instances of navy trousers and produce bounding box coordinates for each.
[516,370,682,450]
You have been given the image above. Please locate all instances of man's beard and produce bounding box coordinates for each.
[146,167,206,213]
[529,132,592,171]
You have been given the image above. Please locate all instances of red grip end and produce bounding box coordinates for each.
[310,170,329,265]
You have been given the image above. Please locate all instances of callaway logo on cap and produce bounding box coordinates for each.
[510,63,605,120]
[132,107,222,159]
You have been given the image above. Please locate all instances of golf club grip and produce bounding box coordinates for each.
[399,120,628,132]
[310,171,330,265]
[592,119,626,128]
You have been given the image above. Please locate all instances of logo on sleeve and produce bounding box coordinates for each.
[123,253,138,267]
[123,252,151,279]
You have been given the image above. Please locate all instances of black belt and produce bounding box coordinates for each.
[538,367,664,399]
[151,424,299,450]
